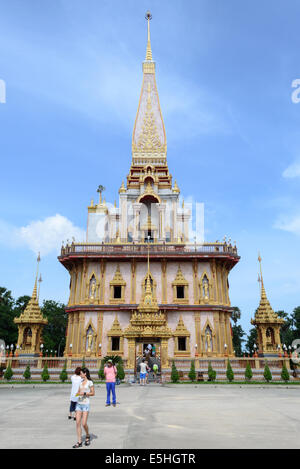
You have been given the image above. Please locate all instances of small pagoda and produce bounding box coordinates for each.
[14,254,48,356]
[251,254,284,356]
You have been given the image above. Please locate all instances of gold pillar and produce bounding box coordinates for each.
[194,313,201,356]
[193,259,198,304]
[130,259,136,304]
[161,259,167,304]
[127,338,136,369]
[161,338,169,369]
[100,260,106,304]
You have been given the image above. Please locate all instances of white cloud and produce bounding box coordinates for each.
[274,214,300,236]
[0,214,85,256]
[282,161,300,178]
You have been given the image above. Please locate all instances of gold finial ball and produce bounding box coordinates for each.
[145,11,152,20]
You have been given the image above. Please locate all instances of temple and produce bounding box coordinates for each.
[58,13,240,372]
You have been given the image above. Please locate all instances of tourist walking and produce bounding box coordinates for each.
[104,359,117,407]
[153,363,159,382]
[72,368,94,448]
[69,367,82,421]
[139,358,148,386]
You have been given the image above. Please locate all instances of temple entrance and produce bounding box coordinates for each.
[135,339,161,380]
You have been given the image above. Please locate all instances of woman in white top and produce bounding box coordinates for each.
[73,368,95,448]
[69,367,82,420]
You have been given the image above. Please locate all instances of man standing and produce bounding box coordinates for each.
[139,359,148,386]
[104,360,117,407]
[69,367,82,420]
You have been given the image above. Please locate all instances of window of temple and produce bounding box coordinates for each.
[113,285,122,299]
[178,337,187,351]
[111,337,120,351]
[176,285,185,299]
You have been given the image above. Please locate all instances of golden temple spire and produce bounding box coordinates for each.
[131,12,167,163]
[253,253,283,324]
[145,11,153,61]
[32,252,41,300]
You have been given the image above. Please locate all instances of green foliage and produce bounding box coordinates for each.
[59,361,68,382]
[281,362,290,382]
[171,361,179,383]
[117,361,125,381]
[103,355,123,365]
[231,306,241,324]
[226,359,234,382]
[188,360,196,382]
[208,362,216,381]
[263,363,272,382]
[4,364,13,380]
[245,362,253,381]
[41,363,50,382]
[277,310,294,347]
[23,364,31,380]
[98,360,105,380]
[41,300,67,356]
[0,288,24,346]
[245,327,258,354]
[231,307,245,357]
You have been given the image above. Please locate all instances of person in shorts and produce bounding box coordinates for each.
[73,368,94,448]
[69,367,82,420]
[139,359,148,386]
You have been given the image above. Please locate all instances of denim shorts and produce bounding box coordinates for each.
[140,373,146,379]
[76,403,90,412]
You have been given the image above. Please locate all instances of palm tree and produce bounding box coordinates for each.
[97,185,105,203]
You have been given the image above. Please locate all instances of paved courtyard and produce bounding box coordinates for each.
[0,383,300,449]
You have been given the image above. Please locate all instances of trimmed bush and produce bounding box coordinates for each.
[208,362,216,382]
[98,360,105,380]
[4,364,13,381]
[188,360,196,382]
[226,359,234,382]
[23,364,31,381]
[281,362,290,382]
[171,361,179,383]
[263,363,272,382]
[245,362,253,381]
[117,361,125,381]
[41,363,50,382]
[59,361,68,382]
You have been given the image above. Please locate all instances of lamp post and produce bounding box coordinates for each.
[10,344,14,357]
[277,344,281,357]
[40,343,44,357]
[98,343,102,357]
[253,343,258,358]
[69,343,73,357]
[6,345,9,357]
[288,345,292,358]
[195,343,198,357]
[224,343,228,357]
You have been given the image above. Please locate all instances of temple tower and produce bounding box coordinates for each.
[59,13,240,367]
[251,254,284,356]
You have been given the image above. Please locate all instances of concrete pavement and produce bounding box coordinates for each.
[0,383,300,449]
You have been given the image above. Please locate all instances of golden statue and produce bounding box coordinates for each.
[90,281,96,300]
[203,280,209,300]
[206,332,212,352]
[87,332,93,352]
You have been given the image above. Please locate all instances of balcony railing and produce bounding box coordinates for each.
[60,242,238,257]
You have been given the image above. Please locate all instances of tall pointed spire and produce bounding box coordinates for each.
[145,11,153,61]
[132,11,167,164]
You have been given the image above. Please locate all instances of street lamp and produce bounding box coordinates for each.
[224,343,227,356]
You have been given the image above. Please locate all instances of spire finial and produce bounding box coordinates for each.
[145,11,153,61]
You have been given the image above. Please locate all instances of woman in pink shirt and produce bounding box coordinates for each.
[104,360,117,407]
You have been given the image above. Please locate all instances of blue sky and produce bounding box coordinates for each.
[1,0,300,334]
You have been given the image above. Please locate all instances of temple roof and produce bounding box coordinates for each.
[132,12,167,164]
[251,254,284,325]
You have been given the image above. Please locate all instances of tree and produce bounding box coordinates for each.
[23,364,31,381]
[245,362,253,381]
[59,361,68,382]
[117,361,125,381]
[0,287,19,346]
[98,360,105,380]
[188,360,196,382]
[41,363,50,382]
[231,307,245,356]
[277,310,293,347]
[245,328,258,354]
[226,360,234,382]
[263,363,272,382]
[41,300,67,356]
[4,364,13,381]
[171,361,179,383]
[281,362,290,382]
[207,362,216,381]
[292,306,300,342]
